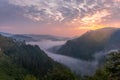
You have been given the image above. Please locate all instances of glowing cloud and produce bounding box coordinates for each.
[113,0,120,2]
[81,9,111,25]
[8,0,115,23]
[0,0,119,36]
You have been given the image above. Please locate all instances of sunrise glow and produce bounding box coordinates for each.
[0,0,120,37]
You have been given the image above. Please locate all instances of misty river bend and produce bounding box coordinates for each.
[27,40,99,76]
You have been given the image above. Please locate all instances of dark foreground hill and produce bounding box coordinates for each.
[57,28,120,60]
[0,35,76,80]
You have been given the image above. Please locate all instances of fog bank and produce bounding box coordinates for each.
[27,40,99,75]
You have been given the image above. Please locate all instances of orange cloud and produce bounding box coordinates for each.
[66,9,111,31]
[113,0,120,2]
[81,9,110,25]
[78,24,107,30]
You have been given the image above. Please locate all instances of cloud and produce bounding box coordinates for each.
[5,1,110,21]
[0,0,120,36]
[113,0,120,2]
[81,9,110,25]
[0,0,117,28]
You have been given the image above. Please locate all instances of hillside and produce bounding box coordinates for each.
[56,28,120,60]
[0,35,76,80]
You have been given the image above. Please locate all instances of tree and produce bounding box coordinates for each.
[89,50,120,80]
[43,66,76,80]
[105,51,120,80]
[24,75,38,80]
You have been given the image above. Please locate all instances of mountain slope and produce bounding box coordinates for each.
[0,32,13,37]
[57,28,120,60]
[0,35,76,80]
[0,51,29,80]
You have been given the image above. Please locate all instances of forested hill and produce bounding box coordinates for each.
[0,35,76,80]
[57,28,120,60]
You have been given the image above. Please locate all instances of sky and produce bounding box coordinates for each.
[0,0,120,37]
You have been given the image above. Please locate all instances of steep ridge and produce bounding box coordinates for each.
[57,28,120,60]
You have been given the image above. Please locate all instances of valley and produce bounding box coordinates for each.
[27,40,99,76]
[0,28,120,80]
[0,0,120,79]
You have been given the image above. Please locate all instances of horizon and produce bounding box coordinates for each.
[0,27,119,37]
[0,0,120,37]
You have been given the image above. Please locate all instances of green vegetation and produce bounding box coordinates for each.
[43,64,76,80]
[81,50,120,80]
[1,34,120,80]
[0,51,29,80]
[24,75,38,80]
[0,35,76,80]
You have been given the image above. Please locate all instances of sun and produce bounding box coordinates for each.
[78,24,106,30]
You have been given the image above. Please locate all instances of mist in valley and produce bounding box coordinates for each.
[27,40,104,76]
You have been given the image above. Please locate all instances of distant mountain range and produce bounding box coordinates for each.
[0,32,70,42]
[56,27,120,60]
[0,32,13,37]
